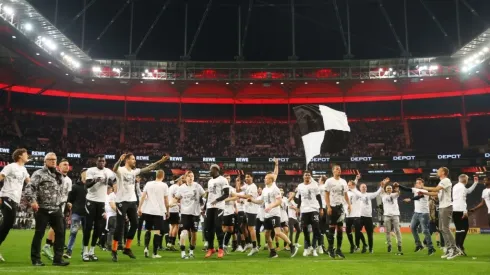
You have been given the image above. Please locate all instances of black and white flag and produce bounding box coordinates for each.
[293,105,350,167]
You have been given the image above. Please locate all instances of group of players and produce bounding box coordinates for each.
[0,148,489,266]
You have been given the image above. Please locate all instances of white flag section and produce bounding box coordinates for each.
[302,131,326,167]
[294,105,351,167]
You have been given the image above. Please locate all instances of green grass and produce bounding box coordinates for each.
[0,230,489,274]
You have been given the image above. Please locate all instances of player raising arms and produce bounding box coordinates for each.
[111,153,169,262]
[249,172,298,258]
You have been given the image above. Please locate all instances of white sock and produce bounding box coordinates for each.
[83,246,88,255]
[189,249,194,255]
[181,251,186,257]
[89,247,95,255]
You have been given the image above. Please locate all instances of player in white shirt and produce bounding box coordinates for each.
[81,155,116,262]
[0,148,30,261]
[287,191,301,247]
[236,161,276,255]
[234,177,247,252]
[423,167,459,260]
[451,174,479,255]
[296,171,324,257]
[137,170,169,259]
[167,175,183,250]
[256,187,265,250]
[204,164,230,259]
[273,188,290,251]
[173,171,205,259]
[398,178,435,255]
[317,176,327,254]
[345,178,367,254]
[354,181,384,253]
[325,165,351,259]
[222,174,238,253]
[381,180,403,255]
[111,153,169,262]
[103,186,117,251]
[42,159,72,261]
[469,177,490,228]
[248,173,298,258]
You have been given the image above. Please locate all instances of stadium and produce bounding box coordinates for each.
[0,0,490,274]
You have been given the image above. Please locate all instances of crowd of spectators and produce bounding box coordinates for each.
[2,110,489,158]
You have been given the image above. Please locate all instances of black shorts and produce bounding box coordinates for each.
[301,211,320,226]
[280,221,287,228]
[246,213,257,226]
[223,214,236,226]
[143,214,163,231]
[180,214,199,232]
[168,212,180,224]
[264,216,281,230]
[237,211,246,225]
[329,205,345,226]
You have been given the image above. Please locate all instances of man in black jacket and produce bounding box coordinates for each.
[64,169,88,259]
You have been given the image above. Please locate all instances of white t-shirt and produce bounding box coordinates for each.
[382,193,400,216]
[206,176,230,209]
[175,182,205,216]
[452,182,478,212]
[141,181,169,216]
[115,167,140,203]
[105,192,117,217]
[346,190,362,218]
[61,175,72,203]
[244,183,259,214]
[0,163,29,204]
[318,183,327,208]
[168,184,181,213]
[481,189,490,214]
[295,182,320,214]
[351,188,382,217]
[257,195,264,221]
[85,167,116,202]
[262,183,282,219]
[438,178,452,208]
[280,197,288,223]
[224,187,236,216]
[288,200,298,219]
[236,191,245,212]
[411,187,429,214]
[325,177,348,207]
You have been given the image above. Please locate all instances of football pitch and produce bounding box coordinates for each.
[0,230,488,275]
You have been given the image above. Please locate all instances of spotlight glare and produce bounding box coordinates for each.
[195,82,199,85]
[336,81,340,84]
[12,35,16,39]
[3,6,14,16]
[483,47,489,52]
[24,23,33,31]
[280,82,284,85]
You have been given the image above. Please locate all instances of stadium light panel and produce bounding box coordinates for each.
[3,6,14,16]
[12,36,16,39]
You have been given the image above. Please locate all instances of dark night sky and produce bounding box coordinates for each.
[28,0,490,61]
